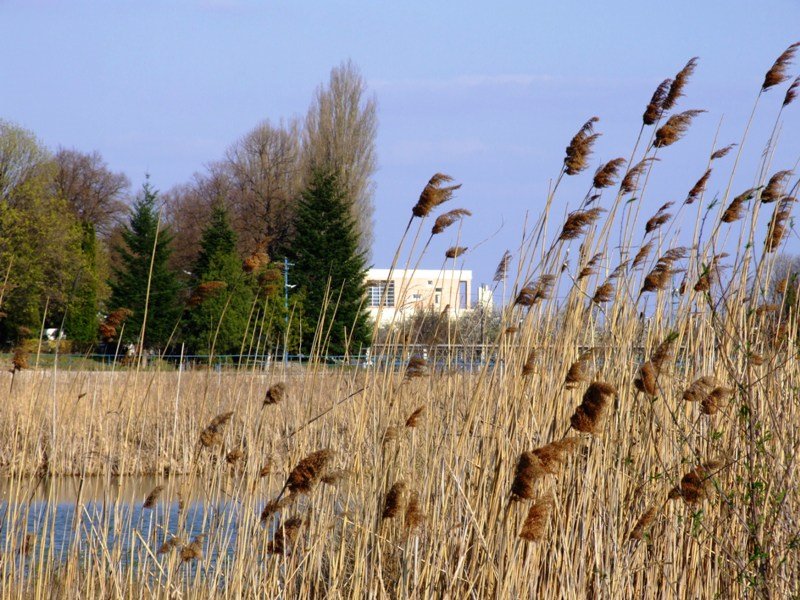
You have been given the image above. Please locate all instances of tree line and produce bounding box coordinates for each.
[0,61,375,359]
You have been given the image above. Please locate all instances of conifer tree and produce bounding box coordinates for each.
[183,204,255,356]
[109,181,181,349]
[289,170,371,357]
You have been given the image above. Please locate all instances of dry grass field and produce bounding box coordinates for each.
[2,44,800,598]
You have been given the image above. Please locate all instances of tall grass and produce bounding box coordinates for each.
[1,44,800,598]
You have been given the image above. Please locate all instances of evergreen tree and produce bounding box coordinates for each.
[183,204,255,356]
[109,181,181,348]
[63,222,102,348]
[289,170,371,356]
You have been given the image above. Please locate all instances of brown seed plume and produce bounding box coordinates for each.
[186,281,227,308]
[629,505,660,542]
[432,208,472,235]
[641,247,687,294]
[286,449,333,495]
[564,117,601,175]
[382,481,408,519]
[668,460,724,504]
[531,437,581,474]
[243,250,270,274]
[686,169,712,204]
[226,448,244,465]
[643,78,672,125]
[494,250,512,282]
[592,280,615,304]
[565,350,594,389]
[260,494,297,523]
[632,241,654,270]
[784,76,800,107]
[405,356,428,378]
[721,188,755,223]
[663,57,699,111]
[765,197,794,252]
[264,382,286,406]
[645,201,674,234]
[710,144,736,160]
[762,42,800,91]
[157,536,183,555]
[413,173,461,218]
[761,170,793,203]
[404,490,425,533]
[382,426,400,446]
[621,158,659,195]
[405,405,426,428]
[694,253,727,293]
[654,110,706,148]
[514,274,556,307]
[578,252,603,279]
[558,207,605,241]
[510,451,545,501]
[199,411,234,448]
[267,517,303,554]
[143,485,164,509]
[180,534,205,563]
[593,158,627,189]
[522,349,537,376]
[321,469,350,486]
[702,387,733,415]
[11,345,28,372]
[445,246,468,259]
[682,376,718,403]
[519,497,553,542]
[570,381,616,434]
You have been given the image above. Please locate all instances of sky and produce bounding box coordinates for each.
[2,0,800,297]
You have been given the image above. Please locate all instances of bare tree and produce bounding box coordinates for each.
[0,120,51,204]
[303,60,378,257]
[224,119,302,256]
[52,148,130,236]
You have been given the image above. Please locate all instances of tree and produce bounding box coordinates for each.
[302,60,377,258]
[183,204,256,356]
[109,181,182,349]
[52,148,129,237]
[289,170,371,357]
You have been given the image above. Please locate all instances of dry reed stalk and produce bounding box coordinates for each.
[593,158,627,189]
[445,246,468,259]
[762,42,800,91]
[668,460,725,504]
[382,481,408,519]
[285,449,333,495]
[382,426,401,446]
[564,117,601,175]
[519,497,553,542]
[405,405,426,428]
[570,381,616,434]
[645,201,674,234]
[710,143,736,160]
[663,57,699,111]
[263,381,286,406]
[558,207,605,241]
[686,168,712,204]
[143,484,164,509]
[629,504,661,542]
[643,78,672,125]
[761,170,793,203]
[412,173,461,218]
[267,517,304,554]
[654,110,706,148]
[621,158,659,195]
[186,281,227,308]
[432,208,472,235]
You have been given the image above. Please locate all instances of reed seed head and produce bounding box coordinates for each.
[564,117,601,175]
[663,57,699,111]
[405,405,426,428]
[559,207,605,241]
[264,381,286,406]
[784,76,800,107]
[382,481,408,519]
[621,158,659,195]
[445,246,468,259]
[686,169,712,204]
[413,173,461,218]
[721,188,755,223]
[267,517,303,554]
[643,78,672,125]
[654,110,706,148]
[761,170,793,203]
[629,505,660,542]
[570,381,616,434]
[186,281,227,308]
[143,484,164,509]
[286,449,333,495]
[593,158,627,189]
[519,497,553,542]
[432,208,472,235]
[668,460,724,504]
[762,42,800,91]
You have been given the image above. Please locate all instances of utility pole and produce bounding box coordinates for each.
[283,257,295,363]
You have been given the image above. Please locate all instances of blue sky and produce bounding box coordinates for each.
[2,0,799,293]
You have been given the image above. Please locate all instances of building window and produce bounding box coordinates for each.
[434,287,442,305]
[459,280,468,309]
[367,281,395,307]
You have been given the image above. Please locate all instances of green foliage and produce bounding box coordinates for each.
[288,170,371,356]
[183,205,256,356]
[109,181,182,348]
[62,223,102,347]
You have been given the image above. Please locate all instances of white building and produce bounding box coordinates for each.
[365,268,472,325]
